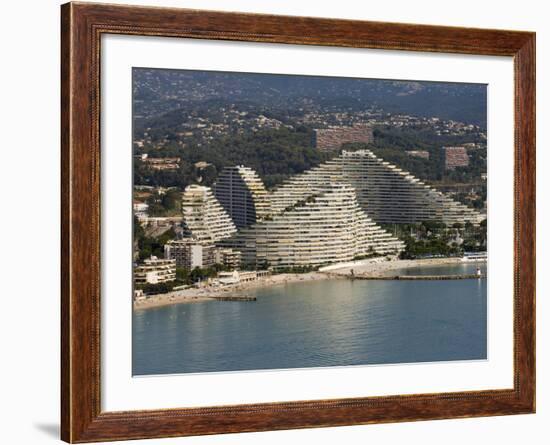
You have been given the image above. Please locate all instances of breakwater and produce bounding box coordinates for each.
[352,273,486,281]
[211,295,257,302]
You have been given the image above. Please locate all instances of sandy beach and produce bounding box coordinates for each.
[133,271,334,310]
[133,257,475,310]
[326,257,463,278]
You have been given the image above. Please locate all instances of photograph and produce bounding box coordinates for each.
[1,0,541,443]
[131,68,489,376]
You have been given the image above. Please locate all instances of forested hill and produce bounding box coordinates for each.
[133,127,337,190]
[133,68,487,128]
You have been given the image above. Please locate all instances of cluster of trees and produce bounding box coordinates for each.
[353,251,385,261]
[452,184,487,210]
[134,126,486,200]
[349,127,488,185]
[400,237,462,259]
[383,220,487,260]
[176,264,231,285]
[339,127,487,210]
[462,219,487,252]
[136,281,176,295]
[136,264,234,296]
[274,265,318,274]
[133,216,175,261]
[145,188,181,217]
[134,126,337,190]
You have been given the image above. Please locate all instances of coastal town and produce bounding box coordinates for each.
[130,68,489,377]
[133,125,487,310]
[132,70,488,311]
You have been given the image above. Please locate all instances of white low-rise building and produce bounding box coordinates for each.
[134,256,176,284]
[217,270,240,285]
[217,270,265,285]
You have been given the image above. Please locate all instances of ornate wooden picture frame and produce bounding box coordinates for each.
[61,2,535,442]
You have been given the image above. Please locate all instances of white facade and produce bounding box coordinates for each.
[271,149,483,225]
[189,244,203,269]
[165,239,241,270]
[164,239,211,269]
[134,256,176,284]
[212,247,242,270]
[217,270,261,285]
[181,185,237,242]
[226,182,404,269]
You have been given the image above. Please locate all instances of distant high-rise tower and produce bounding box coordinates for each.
[180,185,237,243]
[213,166,271,229]
[312,123,374,151]
[443,146,470,170]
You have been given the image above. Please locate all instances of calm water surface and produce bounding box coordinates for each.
[133,263,487,375]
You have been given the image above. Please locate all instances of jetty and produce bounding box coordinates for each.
[352,274,486,281]
[210,295,257,302]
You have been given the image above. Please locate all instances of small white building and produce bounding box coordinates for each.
[217,270,265,285]
[217,270,240,285]
[133,202,149,219]
[133,289,146,301]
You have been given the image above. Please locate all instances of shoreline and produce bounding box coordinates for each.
[326,257,467,278]
[133,271,334,310]
[133,257,484,310]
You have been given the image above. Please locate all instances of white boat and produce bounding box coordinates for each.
[461,251,487,262]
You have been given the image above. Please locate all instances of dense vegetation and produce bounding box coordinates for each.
[177,264,229,284]
[135,125,486,193]
[132,70,489,269]
[145,188,181,216]
[133,216,175,260]
[134,126,337,190]
[344,126,487,184]
[135,264,234,295]
[383,220,487,260]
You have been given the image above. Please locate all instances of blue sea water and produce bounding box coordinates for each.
[132,264,487,375]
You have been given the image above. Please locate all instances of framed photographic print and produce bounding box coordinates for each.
[61,2,535,442]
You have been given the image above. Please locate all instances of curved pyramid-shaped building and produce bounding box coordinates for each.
[225,182,404,269]
[213,166,272,229]
[271,149,483,225]
[181,185,237,243]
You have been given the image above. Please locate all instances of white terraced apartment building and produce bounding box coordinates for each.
[213,166,272,228]
[271,149,483,225]
[224,182,404,269]
[134,256,176,284]
[180,185,237,243]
